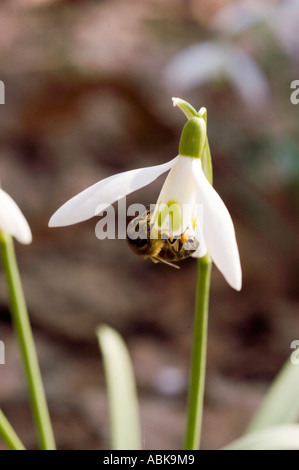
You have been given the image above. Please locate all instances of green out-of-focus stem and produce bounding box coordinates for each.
[0,231,56,450]
[0,409,26,450]
[184,254,212,450]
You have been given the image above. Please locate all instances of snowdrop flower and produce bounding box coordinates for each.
[211,0,272,36]
[270,0,299,57]
[49,98,241,290]
[212,0,299,57]
[0,188,32,244]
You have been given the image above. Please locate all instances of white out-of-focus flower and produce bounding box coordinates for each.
[212,0,299,57]
[212,0,272,35]
[270,0,299,57]
[49,99,242,290]
[0,188,32,244]
[164,40,270,110]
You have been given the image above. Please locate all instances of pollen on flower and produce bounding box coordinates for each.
[180,232,189,243]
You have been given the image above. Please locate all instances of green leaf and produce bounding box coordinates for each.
[96,325,142,450]
[223,424,299,450]
[246,360,299,433]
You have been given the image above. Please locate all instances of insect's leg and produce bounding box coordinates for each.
[152,257,180,269]
[169,238,184,253]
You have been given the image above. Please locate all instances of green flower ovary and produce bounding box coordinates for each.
[178,117,207,159]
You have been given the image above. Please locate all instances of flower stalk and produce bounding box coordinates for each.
[175,98,214,450]
[184,254,212,450]
[0,230,56,450]
[0,409,26,450]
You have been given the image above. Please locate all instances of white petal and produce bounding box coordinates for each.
[212,0,272,35]
[0,189,32,244]
[191,206,208,259]
[49,157,179,227]
[191,234,207,258]
[192,160,242,290]
[270,0,299,56]
[152,156,197,235]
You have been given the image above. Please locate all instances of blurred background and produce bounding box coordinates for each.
[0,0,298,450]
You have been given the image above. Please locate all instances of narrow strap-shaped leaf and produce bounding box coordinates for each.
[246,360,299,433]
[96,325,142,450]
[223,424,299,450]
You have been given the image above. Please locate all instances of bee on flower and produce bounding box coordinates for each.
[49,98,241,290]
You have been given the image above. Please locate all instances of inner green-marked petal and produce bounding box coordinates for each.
[157,201,182,233]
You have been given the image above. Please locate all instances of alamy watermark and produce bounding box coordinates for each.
[290,340,299,365]
[290,80,299,105]
[0,340,5,364]
[94,199,203,243]
[0,81,4,104]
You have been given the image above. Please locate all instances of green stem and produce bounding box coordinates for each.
[0,409,26,450]
[0,231,56,450]
[184,254,212,450]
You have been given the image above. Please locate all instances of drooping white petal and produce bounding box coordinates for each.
[270,0,299,56]
[191,205,208,259]
[212,0,299,57]
[0,189,32,244]
[212,0,272,36]
[151,156,197,236]
[192,159,242,291]
[49,157,179,227]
